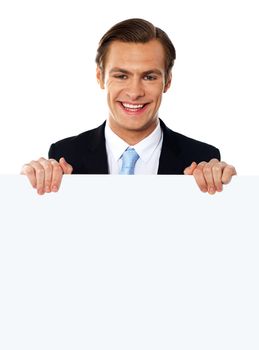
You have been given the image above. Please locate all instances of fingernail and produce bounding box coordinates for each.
[52,186,58,192]
[209,188,215,194]
[45,186,50,192]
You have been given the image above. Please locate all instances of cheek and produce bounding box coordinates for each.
[149,83,165,97]
[105,81,121,99]
[152,88,164,105]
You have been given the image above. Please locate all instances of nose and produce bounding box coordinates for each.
[125,78,145,100]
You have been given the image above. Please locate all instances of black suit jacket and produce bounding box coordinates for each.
[48,119,220,174]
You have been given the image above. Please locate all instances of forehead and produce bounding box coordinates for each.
[104,40,166,72]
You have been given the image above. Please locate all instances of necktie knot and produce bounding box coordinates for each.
[119,148,139,175]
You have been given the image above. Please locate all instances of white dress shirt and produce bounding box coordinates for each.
[104,121,163,174]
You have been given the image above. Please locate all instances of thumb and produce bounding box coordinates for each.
[59,157,73,174]
[184,161,197,175]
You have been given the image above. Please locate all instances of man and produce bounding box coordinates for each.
[21,18,236,195]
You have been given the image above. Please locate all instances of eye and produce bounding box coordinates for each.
[114,74,128,80]
[143,75,157,81]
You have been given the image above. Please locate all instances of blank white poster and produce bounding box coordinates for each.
[0,175,258,350]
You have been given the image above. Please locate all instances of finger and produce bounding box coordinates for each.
[192,165,208,192]
[184,162,197,175]
[50,160,63,192]
[59,157,73,174]
[211,163,224,192]
[201,159,220,194]
[30,161,45,195]
[38,157,55,193]
[222,165,237,184]
[21,164,37,189]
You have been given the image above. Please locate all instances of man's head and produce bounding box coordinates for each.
[95,19,176,144]
[96,18,176,85]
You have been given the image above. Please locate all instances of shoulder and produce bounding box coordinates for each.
[160,119,220,163]
[51,123,105,150]
[48,122,106,166]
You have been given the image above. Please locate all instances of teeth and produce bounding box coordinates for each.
[122,103,144,109]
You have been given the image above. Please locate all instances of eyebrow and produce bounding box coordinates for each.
[109,67,162,76]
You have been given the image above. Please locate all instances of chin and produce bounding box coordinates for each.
[122,120,155,132]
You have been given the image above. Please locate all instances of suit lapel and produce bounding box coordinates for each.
[81,122,109,174]
[158,119,185,174]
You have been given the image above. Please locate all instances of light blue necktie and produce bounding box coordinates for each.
[119,148,139,175]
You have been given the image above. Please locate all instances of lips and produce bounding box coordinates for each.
[119,102,148,113]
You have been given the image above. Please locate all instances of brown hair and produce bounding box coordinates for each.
[95,18,176,83]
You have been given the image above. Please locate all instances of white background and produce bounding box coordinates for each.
[0,0,258,174]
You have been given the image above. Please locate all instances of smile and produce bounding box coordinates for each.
[120,102,147,112]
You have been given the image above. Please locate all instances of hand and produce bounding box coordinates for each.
[21,157,73,195]
[184,159,237,194]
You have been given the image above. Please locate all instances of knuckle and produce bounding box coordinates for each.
[23,165,34,175]
[213,165,222,173]
[203,166,211,175]
[50,159,59,166]
[54,166,63,175]
[45,162,53,172]
[37,168,45,176]
[198,161,206,167]
[52,162,61,169]
[193,168,202,177]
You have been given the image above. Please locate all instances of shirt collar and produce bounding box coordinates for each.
[104,120,162,163]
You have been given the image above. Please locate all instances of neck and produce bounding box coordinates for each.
[108,119,159,145]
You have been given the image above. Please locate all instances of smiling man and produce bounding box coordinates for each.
[21,18,236,194]
[98,40,169,146]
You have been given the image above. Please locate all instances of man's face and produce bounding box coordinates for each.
[96,40,172,142]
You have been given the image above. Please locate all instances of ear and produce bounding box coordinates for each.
[96,65,105,89]
[163,72,172,93]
